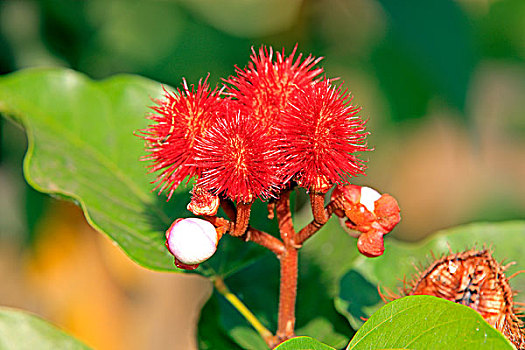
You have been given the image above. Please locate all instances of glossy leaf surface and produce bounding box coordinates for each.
[346,295,514,350]
[0,308,91,350]
[0,68,265,274]
[275,336,335,350]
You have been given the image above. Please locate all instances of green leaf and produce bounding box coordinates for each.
[0,68,264,275]
[346,295,514,350]
[0,307,91,349]
[336,221,525,328]
[274,336,335,350]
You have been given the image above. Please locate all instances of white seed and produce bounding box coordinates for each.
[359,186,381,213]
[166,218,218,265]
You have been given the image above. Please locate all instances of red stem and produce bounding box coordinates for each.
[276,246,298,341]
[310,191,329,225]
[231,201,252,236]
[276,190,295,245]
[246,227,285,256]
[295,196,341,245]
[275,189,299,343]
[215,199,286,256]
[216,191,346,347]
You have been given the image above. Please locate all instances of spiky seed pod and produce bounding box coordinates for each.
[279,79,369,192]
[225,45,323,132]
[139,77,221,199]
[404,249,525,349]
[194,102,280,203]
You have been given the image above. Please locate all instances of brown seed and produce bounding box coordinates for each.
[404,249,524,349]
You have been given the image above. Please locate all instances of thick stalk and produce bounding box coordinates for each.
[310,191,329,225]
[275,189,299,344]
[276,246,298,342]
[203,215,285,255]
[276,190,295,244]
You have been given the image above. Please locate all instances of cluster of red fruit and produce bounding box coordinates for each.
[138,45,400,268]
[139,46,368,203]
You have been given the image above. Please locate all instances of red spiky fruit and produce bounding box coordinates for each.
[279,79,369,192]
[194,101,280,203]
[225,45,323,132]
[139,77,221,199]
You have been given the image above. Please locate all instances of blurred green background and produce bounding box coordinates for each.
[1,0,525,349]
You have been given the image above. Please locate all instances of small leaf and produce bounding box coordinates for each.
[346,295,514,350]
[275,336,335,350]
[334,270,382,330]
[0,307,90,350]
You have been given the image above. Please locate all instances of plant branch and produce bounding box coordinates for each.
[220,199,253,237]
[275,189,299,344]
[246,227,286,256]
[276,189,295,245]
[295,197,342,245]
[276,246,298,343]
[231,201,253,236]
[204,213,285,256]
[213,277,274,345]
[310,191,329,225]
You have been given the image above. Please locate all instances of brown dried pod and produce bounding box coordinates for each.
[403,249,524,349]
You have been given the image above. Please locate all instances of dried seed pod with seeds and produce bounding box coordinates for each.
[402,249,525,349]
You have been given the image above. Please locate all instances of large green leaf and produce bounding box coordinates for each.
[346,295,514,350]
[275,336,335,350]
[0,307,90,350]
[0,68,265,274]
[336,221,525,329]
